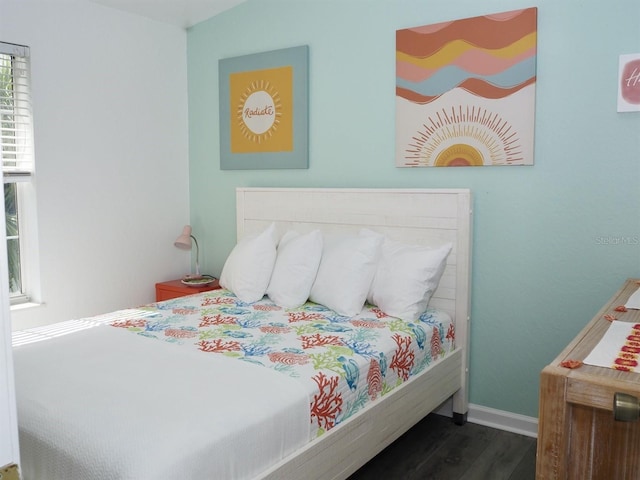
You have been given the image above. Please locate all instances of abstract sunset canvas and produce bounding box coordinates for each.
[396,8,537,167]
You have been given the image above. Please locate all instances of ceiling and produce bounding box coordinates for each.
[86,0,247,29]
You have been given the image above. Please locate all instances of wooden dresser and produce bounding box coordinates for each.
[537,278,640,479]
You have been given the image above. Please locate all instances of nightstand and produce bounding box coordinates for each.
[155,278,221,302]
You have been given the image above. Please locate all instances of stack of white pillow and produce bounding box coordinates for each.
[219,223,452,321]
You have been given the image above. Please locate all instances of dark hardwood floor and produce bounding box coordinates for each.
[349,413,537,480]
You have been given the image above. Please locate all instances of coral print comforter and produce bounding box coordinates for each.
[113,288,456,437]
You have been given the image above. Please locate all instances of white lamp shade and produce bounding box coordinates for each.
[174,225,193,250]
[175,225,201,276]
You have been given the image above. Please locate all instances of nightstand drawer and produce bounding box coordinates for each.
[155,278,220,301]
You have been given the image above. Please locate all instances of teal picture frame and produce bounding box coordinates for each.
[219,45,309,170]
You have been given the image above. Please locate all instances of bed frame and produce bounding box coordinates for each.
[235,187,473,480]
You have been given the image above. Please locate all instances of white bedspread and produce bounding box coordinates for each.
[13,325,310,480]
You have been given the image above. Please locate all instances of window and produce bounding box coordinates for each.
[1,41,38,305]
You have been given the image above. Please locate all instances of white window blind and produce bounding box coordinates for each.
[1,42,33,178]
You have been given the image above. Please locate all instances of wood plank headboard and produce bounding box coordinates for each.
[236,187,472,320]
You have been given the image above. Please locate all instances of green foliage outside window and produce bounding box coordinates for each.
[1,53,22,294]
[5,183,20,293]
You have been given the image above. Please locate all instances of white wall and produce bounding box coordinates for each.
[0,211,18,467]
[1,0,192,329]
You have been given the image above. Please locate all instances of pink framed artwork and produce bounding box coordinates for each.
[618,53,640,113]
[396,8,538,167]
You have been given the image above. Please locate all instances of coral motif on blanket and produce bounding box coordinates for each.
[310,372,343,432]
[199,314,237,328]
[431,326,443,359]
[164,328,198,339]
[390,334,415,381]
[268,352,310,365]
[301,333,343,349]
[259,325,291,334]
[287,311,327,323]
[366,358,383,400]
[371,308,389,318]
[200,296,235,307]
[350,319,386,328]
[172,307,197,315]
[253,304,282,311]
[197,338,243,353]
[112,319,147,329]
[308,350,344,374]
[446,324,455,344]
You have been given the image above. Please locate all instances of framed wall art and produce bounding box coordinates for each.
[219,45,309,170]
[617,53,640,113]
[396,8,538,167]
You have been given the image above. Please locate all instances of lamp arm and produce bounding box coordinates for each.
[190,235,200,276]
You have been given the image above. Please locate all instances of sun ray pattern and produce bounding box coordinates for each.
[403,104,524,167]
[396,8,537,167]
[235,79,282,144]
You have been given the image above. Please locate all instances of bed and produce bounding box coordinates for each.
[13,187,473,480]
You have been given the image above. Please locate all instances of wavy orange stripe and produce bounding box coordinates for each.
[397,8,537,58]
[485,10,531,21]
[457,76,536,99]
[396,86,437,105]
[396,76,536,104]
[405,8,527,35]
[406,21,454,35]
[397,33,536,72]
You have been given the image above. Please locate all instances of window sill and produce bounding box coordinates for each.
[10,301,42,312]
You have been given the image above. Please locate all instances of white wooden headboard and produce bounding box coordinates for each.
[236,187,472,319]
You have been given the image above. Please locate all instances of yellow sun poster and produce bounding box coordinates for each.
[220,46,308,170]
[396,8,537,167]
[229,66,294,153]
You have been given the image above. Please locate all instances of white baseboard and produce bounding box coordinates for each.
[435,400,538,438]
[467,404,538,438]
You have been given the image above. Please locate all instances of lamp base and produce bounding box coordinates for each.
[181,274,217,287]
[182,274,204,281]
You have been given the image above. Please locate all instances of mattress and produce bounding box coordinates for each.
[13,289,455,479]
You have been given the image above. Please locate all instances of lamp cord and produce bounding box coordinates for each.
[190,234,200,275]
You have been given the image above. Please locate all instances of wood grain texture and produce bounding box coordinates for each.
[537,368,570,478]
[537,279,640,480]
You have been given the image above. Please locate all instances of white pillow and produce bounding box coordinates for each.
[367,240,452,321]
[219,223,277,303]
[309,231,383,317]
[267,230,323,308]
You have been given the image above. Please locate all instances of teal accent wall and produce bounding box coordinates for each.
[187,0,640,418]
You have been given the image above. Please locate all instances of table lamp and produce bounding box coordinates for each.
[174,225,201,279]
